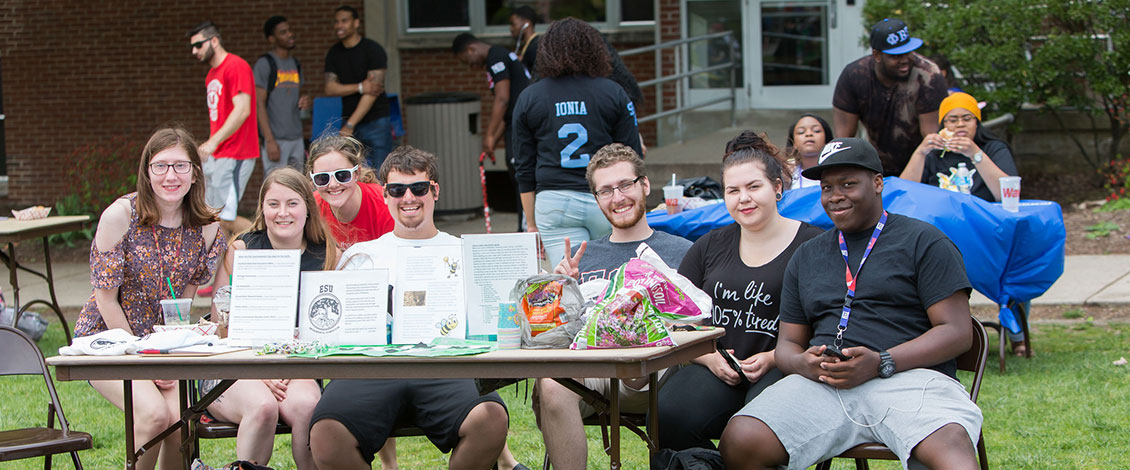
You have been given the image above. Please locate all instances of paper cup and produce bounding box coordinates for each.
[160,298,192,326]
[497,327,522,350]
[1000,176,1021,212]
[663,185,685,215]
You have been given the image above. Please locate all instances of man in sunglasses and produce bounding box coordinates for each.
[537,143,692,470]
[310,145,509,470]
[188,21,257,239]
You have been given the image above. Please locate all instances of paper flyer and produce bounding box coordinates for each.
[461,233,539,337]
[391,243,466,344]
[298,269,389,345]
[228,250,301,347]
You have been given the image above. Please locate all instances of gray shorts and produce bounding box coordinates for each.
[260,138,306,175]
[733,369,982,470]
[203,157,255,221]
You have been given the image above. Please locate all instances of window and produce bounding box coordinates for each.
[405,0,653,33]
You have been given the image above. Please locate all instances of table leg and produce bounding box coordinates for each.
[39,236,72,344]
[124,381,136,470]
[4,242,20,327]
[180,380,192,470]
[647,372,658,457]
[609,378,620,470]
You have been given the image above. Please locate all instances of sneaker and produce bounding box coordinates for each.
[197,284,214,297]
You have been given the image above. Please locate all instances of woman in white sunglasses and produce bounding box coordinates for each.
[306,135,395,249]
[206,168,340,469]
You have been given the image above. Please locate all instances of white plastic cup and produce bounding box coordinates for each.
[160,298,192,326]
[1000,176,1022,212]
[663,185,685,215]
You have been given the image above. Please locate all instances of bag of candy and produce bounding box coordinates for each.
[571,286,675,349]
[510,274,584,341]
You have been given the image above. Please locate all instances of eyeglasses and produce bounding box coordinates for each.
[149,161,193,175]
[190,37,212,50]
[593,176,643,200]
[943,114,977,125]
[385,181,433,198]
[310,165,360,187]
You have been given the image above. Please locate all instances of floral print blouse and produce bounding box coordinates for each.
[74,193,227,337]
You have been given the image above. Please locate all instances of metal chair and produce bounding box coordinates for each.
[815,317,990,470]
[0,325,92,469]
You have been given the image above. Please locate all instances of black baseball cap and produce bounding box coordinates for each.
[801,138,884,180]
[870,18,923,55]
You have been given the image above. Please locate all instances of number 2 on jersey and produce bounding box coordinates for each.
[558,123,589,168]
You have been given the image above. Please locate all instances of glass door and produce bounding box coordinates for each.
[684,0,748,110]
[748,0,866,108]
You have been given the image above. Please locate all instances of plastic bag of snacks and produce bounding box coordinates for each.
[596,244,711,323]
[510,274,584,344]
[571,286,674,349]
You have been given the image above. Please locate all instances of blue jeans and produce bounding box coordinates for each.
[353,116,391,170]
[535,190,612,265]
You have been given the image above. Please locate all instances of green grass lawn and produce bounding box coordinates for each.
[3,321,1129,469]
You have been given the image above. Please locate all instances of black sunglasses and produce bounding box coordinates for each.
[190,37,212,50]
[385,181,433,198]
[310,165,359,187]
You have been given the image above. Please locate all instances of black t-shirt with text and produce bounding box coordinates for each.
[780,213,971,379]
[678,222,824,360]
[511,75,641,193]
[486,45,531,126]
[832,53,948,176]
[325,38,389,124]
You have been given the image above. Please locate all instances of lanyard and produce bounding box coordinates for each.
[834,211,887,348]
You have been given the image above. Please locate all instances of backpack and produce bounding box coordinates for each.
[259,53,302,98]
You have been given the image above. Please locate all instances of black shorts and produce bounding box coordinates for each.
[311,378,506,462]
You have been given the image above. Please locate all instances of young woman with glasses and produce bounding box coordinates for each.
[307,135,394,249]
[655,130,824,454]
[900,91,1018,202]
[204,168,340,469]
[74,126,227,470]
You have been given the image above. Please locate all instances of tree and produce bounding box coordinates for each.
[864,0,1130,171]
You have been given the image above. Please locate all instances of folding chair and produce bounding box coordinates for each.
[980,299,1032,373]
[815,317,990,470]
[0,326,93,469]
[540,376,658,470]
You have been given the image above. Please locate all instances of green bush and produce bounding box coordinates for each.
[49,138,142,246]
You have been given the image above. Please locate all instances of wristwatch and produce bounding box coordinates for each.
[971,151,984,164]
[343,122,355,129]
[878,350,896,378]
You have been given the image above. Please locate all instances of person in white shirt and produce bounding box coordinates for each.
[308,145,509,470]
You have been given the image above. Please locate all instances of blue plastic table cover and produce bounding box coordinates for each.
[647,177,1066,333]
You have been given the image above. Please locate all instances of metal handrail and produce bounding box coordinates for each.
[619,30,739,143]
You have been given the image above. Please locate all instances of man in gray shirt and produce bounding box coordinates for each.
[254,16,311,174]
[539,143,693,470]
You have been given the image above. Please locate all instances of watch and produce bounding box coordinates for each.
[343,122,355,129]
[971,151,984,164]
[878,350,896,378]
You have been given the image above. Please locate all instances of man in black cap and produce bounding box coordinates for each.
[718,138,983,470]
[832,18,948,176]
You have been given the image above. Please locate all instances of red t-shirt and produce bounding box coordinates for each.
[206,53,258,160]
[316,182,395,249]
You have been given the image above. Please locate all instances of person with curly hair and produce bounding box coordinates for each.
[511,17,643,266]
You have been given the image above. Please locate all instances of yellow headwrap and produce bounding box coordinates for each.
[938,92,981,123]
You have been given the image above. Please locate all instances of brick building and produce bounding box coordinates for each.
[0,0,869,210]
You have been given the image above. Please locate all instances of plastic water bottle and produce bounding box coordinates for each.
[956,163,973,194]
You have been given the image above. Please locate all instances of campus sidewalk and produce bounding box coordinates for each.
[1,211,1128,312]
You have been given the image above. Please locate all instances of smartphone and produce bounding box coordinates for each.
[716,344,750,385]
[822,344,851,361]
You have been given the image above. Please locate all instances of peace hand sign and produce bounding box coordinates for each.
[553,237,588,279]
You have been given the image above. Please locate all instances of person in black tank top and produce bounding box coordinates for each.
[206,168,341,469]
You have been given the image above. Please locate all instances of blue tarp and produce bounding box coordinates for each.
[647,177,1066,333]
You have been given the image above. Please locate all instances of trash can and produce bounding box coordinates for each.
[404,92,480,214]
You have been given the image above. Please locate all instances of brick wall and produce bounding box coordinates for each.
[0,1,349,210]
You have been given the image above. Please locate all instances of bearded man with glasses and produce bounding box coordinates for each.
[536,143,692,470]
[188,21,258,253]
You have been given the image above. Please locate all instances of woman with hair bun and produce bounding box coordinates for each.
[655,130,824,453]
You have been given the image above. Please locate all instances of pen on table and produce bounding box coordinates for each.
[138,341,214,354]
